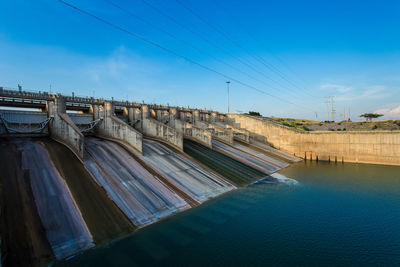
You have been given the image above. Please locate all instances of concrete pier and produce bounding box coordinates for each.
[94,102,143,153]
[194,120,234,145]
[141,105,183,150]
[167,108,212,148]
[47,96,84,160]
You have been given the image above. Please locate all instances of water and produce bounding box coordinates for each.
[59,161,400,266]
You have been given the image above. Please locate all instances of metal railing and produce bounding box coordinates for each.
[0,113,52,134]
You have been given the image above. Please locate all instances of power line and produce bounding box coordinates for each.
[139,0,310,100]
[103,1,274,90]
[174,0,318,99]
[104,0,315,101]
[211,0,317,96]
[57,0,315,113]
[213,0,312,90]
[213,0,319,97]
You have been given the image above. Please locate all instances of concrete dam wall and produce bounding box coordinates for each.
[9,88,394,266]
[228,114,400,166]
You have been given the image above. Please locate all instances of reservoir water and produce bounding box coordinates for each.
[60,161,400,266]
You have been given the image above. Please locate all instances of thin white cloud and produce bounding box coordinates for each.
[320,83,391,102]
[375,105,400,119]
[320,83,352,93]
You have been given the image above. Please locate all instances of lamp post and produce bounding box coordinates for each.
[226,81,230,113]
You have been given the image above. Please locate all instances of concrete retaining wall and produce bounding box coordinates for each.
[142,117,183,150]
[183,124,212,148]
[195,121,233,145]
[228,114,400,166]
[48,98,84,160]
[165,109,211,148]
[95,102,143,153]
[141,106,183,150]
[218,123,250,143]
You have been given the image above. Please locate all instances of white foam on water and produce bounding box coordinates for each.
[271,173,299,186]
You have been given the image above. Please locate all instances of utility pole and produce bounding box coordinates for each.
[325,97,330,121]
[226,81,230,113]
[331,96,335,122]
[344,107,346,121]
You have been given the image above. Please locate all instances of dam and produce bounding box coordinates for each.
[1,88,399,266]
[1,88,400,266]
[0,88,303,266]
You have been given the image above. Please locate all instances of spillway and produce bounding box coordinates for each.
[183,139,267,186]
[250,140,301,163]
[84,137,190,226]
[2,139,93,260]
[43,139,135,244]
[212,140,281,174]
[231,141,289,169]
[133,139,235,203]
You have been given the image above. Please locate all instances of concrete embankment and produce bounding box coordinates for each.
[249,139,302,163]
[44,139,135,244]
[19,140,93,259]
[212,140,281,174]
[183,139,267,186]
[0,138,94,266]
[229,114,400,166]
[134,139,236,203]
[1,139,54,267]
[0,138,135,266]
[84,137,190,226]
[230,141,290,169]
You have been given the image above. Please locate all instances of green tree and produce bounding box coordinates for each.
[360,113,383,121]
[248,111,261,117]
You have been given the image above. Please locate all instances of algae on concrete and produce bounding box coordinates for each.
[183,139,266,186]
[44,139,136,244]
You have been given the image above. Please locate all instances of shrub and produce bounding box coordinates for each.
[302,126,310,131]
[372,125,378,130]
[283,122,295,127]
[248,111,261,117]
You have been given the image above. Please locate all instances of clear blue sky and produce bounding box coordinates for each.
[1,0,399,120]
